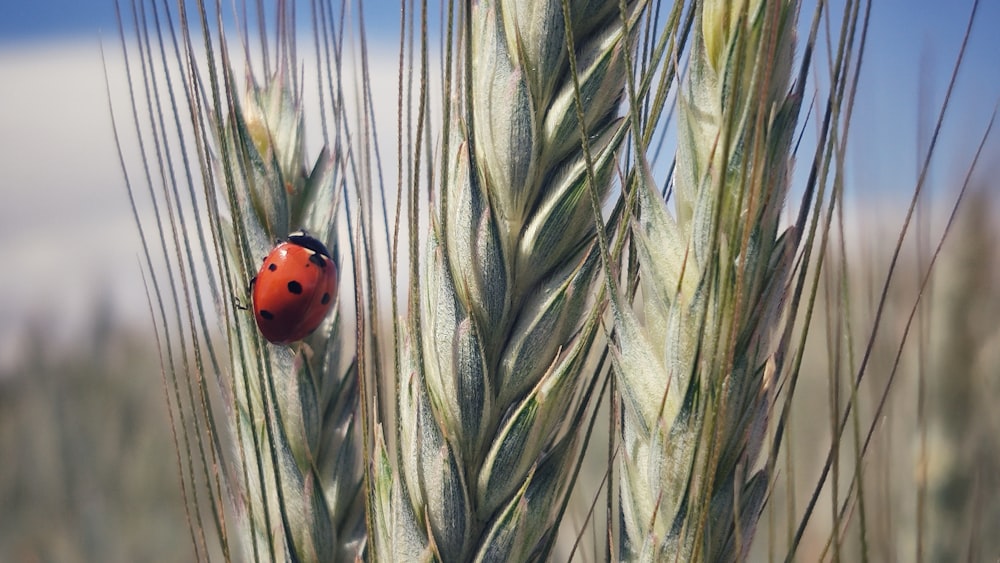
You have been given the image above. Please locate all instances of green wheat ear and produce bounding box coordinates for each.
[611,0,800,559]
[372,1,640,560]
[117,1,366,557]
[219,65,364,562]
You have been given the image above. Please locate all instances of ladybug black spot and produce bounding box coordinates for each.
[287,280,303,294]
[260,310,275,320]
[268,263,278,272]
[321,293,330,305]
[309,254,326,268]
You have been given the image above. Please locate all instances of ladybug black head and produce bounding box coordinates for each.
[287,230,333,259]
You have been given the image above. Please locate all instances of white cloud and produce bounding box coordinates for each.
[0,39,138,347]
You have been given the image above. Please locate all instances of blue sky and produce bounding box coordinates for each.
[851,0,1000,189]
[0,0,997,363]
[0,0,406,43]
[0,0,117,41]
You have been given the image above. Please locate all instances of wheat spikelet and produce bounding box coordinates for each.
[372,1,640,560]
[610,0,799,559]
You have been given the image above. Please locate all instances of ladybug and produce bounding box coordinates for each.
[251,231,338,344]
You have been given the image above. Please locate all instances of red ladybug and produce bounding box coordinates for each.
[251,231,338,344]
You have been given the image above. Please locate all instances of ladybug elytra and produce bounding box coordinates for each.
[251,231,338,344]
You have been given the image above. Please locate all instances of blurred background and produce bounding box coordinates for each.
[0,0,998,560]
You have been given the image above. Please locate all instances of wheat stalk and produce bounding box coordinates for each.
[115,1,366,559]
[610,0,799,559]
[371,1,640,560]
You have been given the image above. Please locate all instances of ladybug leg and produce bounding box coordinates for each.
[235,277,256,311]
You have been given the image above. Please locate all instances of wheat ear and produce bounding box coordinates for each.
[611,0,799,559]
[372,1,639,560]
[217,63,365,561]
[118,1,367,556]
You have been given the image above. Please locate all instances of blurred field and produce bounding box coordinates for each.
[0,306,192,562]
[757,185,1000,561]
